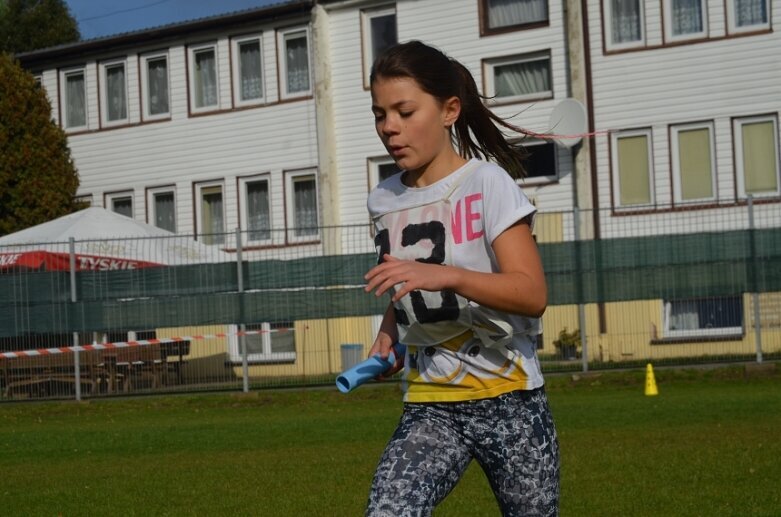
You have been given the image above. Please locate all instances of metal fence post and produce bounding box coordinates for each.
[574,207,588,372]
[236,228,249,392]
[69,238,81,401]
[747,196,763,363]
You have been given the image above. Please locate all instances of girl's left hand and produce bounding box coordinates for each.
[364,254,454,302]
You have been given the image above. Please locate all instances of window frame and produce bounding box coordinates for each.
[662,0,708,42]
[662,297,744,339]
[98,58,129,127]
[479,0,550,36]
[227,322,296,364]
[611,128,655,210]
[517,139,559,185]
[670,121,717,205]
[194,180,226,246]
[146,186,177,233]
[284,169,319,243]
[726,0,771,34]
[276,26,312,100]
[367,156,400,191]
[105,191,134,218]
[238,173,273,246]
[231,33,265,108]
[604,0,646,51]
[733,115,781,199]
[59,66,88,132]
[483,50,553,105]
[140,51,171,121]
[361,5,397,89]
[187,42,220,114]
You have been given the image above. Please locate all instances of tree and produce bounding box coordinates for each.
[0,0,80,54]
[0,53,83,236]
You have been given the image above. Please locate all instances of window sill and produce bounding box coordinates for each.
[227,355,296,366]
[650,334,744,345]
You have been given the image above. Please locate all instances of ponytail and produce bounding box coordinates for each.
[371,40,532,179]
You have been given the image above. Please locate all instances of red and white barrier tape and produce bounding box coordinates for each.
[0,328,291,360]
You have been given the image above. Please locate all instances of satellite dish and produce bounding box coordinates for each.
[547,98,588,148]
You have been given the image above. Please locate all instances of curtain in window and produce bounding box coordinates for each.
[495,58,550,98]
[735,0,767,26]
[147,58,169,115]
[239,41,262,101]
[286,35,310,94]
[611,0,642,43]
[668,301,699,330]
[678,128,713,200]
[247,181,270,241]
[487,0,548,28]
[154,192,175,233]
[194,50,217,108]
[371,14,397,62]
[112,198,132,218]
[672,0,703,35]
[293,179,317,237]
[742,121,778,194]
[617,135,651,205]
[65,73,86,127]
[105,65,127,121]
[201,187,224,245]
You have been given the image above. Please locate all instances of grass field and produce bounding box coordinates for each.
[1,364,779,516]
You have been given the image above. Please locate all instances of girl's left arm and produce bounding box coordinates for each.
[364,217,547,318]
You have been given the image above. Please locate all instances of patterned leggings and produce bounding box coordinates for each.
[366,389,559,517]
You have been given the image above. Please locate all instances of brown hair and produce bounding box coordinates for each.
[370,40,530,179]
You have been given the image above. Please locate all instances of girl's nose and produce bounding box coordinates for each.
[381,116,399,135]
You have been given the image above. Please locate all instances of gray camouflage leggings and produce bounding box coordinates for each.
[366,388,559,517]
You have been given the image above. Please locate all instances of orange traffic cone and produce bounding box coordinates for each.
[645,363,659,396]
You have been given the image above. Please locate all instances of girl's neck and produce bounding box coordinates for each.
[403,152,468,188]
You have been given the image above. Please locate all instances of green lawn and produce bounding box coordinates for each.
[1,365,779,516]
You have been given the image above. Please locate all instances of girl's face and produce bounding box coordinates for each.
[371,76,460,181]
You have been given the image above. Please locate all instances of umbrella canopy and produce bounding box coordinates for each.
[0,207,228,271]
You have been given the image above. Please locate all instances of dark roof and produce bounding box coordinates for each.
[16,0,313,68]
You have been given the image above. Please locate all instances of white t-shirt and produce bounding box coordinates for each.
[368,159,545,401]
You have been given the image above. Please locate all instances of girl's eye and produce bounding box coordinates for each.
[400,111,413,118]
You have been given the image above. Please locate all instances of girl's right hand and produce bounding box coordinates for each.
[369,332,403,380]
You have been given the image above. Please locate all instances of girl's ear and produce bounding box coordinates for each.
[442,96,461,128]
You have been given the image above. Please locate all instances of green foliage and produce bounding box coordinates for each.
[0,0,80,54]
[553,327,581,354]
[0,52,83,236]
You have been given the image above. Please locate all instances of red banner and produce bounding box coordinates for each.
[0,251,162,271]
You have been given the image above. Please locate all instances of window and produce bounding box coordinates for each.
[228,322,295,363]
[519,140,558,184]
[195,182,225,245]
[141,53,170,120]
[188,44,219,112]
[726,0,770,33]
[147,187,176,233]
[671,122,716,203]
[285,171,318,241]
[232,35,264,106]
[606,0,645,50]
[61,67,87,130]
[239,175,272,243]
[734,116,780,199]
[484,51,552,103]
[663,0,707,41]
[481,0,549,34]
[99,60,128,126]
[368,157,401,189]
[611,129,654,208]
[106,192,133,218]
[277,27,311,99]
[362,6,397,87]
[664,297,743,338]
